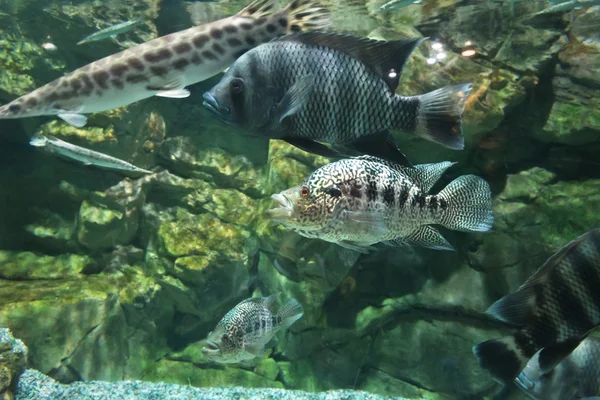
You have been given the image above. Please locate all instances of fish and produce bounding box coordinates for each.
[201,293,303,363]
[377,0,422,12]
[514,336,600,400]
[534,0,600,15]
[202,31,472,166]
[264,155,493,253]
[472,228,600,385]
[30,134,152,174]
[0,0,330,128]
[77,19,143,45]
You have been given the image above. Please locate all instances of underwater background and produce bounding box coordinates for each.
[0,0,599,399]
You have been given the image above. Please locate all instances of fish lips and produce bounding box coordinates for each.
[201,339,221,356]
[202,92,230,119]
[265,193,294,222]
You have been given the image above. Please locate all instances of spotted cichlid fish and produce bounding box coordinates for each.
[77,19,142,45]
[265,155,493,253]
[515,337,600,400]
[202,294,303,363]
[473,228,600,385]
[203,31,472,166]
[30,134,152,174]
[0,0,329,128]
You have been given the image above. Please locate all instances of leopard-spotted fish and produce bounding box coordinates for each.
[265,155,493,253]
[201,294,303,364]
[0,0,330,128]
[473,228,600,385]
[514,337,600,400]
[203,31,472,165]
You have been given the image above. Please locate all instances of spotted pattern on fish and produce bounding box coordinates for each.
[0,0,330,123]
[473,229,600,384]
[267,156,493,251]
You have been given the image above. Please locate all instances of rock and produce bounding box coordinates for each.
[16,368,411,400]
[0,251,95,280]
[24,209,76,252]
[0,329,27,398]
[537,7,600,145]
[0,270,173,382]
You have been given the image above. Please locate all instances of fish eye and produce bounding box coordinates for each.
[300,187,310,197]
[221,334,228,342]
[326,187,342,198]
[230,78,244,94]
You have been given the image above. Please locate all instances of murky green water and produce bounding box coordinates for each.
[0,0,599,399]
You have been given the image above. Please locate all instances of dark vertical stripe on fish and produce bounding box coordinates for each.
[551,265,594,333]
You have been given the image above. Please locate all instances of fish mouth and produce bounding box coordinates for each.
[265,193,294,221]
[202,340,220,355]
[202,92,230,117]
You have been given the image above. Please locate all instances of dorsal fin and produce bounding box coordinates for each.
[277,31,426,92]
[236,0,276,19]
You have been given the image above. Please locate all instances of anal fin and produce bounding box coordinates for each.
[400,225,454,251]
[282,137,344,159]
[58,113,88,127]
[337,240,375,254]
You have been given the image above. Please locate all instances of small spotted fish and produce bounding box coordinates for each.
[202,294,303,364]
[265,155,493,253]
[0,0,329,128]
[30,134,152,174]
[77,19,142,45]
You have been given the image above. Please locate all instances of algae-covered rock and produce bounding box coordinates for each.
[0,270,172,382]
[0,328,27,398]
[24,209,76,251]
[0,251,95,280]
[143,358,284,389]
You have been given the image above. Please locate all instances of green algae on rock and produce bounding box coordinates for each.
[0,251,95,280]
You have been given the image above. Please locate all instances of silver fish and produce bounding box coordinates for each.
[515,336,600,400]
[377,0,422,12]
[77,19,142,45]
[0,0,329,128]
[30,134,152,174]
[534,0,600,15]
[201,294,303,364]
[203,31,471,165]
[265,155,493,253]
[473,229,600,385]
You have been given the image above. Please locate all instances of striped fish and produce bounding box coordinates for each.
[0,0,329,127]
[265,155,493,253]
[473,228,600,385]
[515,337,600,400]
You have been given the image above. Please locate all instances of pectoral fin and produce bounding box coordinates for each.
[245,342,265,357]
[58,113,88,127]
[148,77,190,98]
[272,75,314,123]
[337,240,375,254]
[341,210,388,237]
[154,89,190,98]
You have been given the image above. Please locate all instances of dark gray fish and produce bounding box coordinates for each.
[265,155,493,253]
[515,336,600,400]
[473,228,600,384]
[203,31,472,166]
[201,293,303,363]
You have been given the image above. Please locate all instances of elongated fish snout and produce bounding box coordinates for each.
[202,92,229,116]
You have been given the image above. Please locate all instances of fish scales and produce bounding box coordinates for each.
[266,156,493,253]
[0,0,330,127]
[473,228,600,384]
[250,41,419,143]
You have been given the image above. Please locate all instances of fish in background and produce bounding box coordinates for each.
[377,0,422,12]
[30,134,152,175]
[534,0,600,15]
[473,228,600,385]
[201,294,303,363]
[203,31,472,166]
[0,0,330,128]
[265,155,493,253]
[77,19,143,45]
[515,336,600,400]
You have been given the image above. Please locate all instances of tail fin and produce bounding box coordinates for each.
[473,336,530,384]
[435,174,493,232]
[236,0,277,18]
[278,298,304,330]
[413,83,472,150]
[284,0,331,32]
